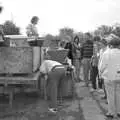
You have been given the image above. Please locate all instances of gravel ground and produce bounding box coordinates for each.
[0,92,83,120]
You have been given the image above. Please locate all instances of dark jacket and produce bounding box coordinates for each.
[64,42,73,60]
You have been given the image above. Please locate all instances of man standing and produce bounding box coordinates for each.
[99,34,120,118]
[81,33,94,86]
[39,60,66,114]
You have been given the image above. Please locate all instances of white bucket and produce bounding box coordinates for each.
[33,47,40,72]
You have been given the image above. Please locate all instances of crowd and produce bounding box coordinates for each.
[0,14,119,118]
[25,16,120,118]
[64,33,120,118]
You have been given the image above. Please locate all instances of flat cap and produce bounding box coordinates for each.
[104,34,120,46]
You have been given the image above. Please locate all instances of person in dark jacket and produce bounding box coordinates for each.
[64,41,73,64]
[90,36,101,92]
[81,33,94,86]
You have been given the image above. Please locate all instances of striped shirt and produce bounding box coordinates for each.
[81,40,93,59]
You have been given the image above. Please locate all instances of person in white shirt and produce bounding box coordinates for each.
[26,16,39,46]
[39,60,66,113]
[26,16,39,37]
[99,34,120,118]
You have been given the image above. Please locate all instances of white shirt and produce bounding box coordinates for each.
[99,48,120,82]
[26,24,38,37]
[39,60,62,74]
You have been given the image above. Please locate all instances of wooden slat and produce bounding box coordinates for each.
[0,71,40,85]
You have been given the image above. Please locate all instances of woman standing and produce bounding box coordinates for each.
[72,35,81,81]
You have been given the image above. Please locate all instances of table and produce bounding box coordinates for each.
[0,71,40,108]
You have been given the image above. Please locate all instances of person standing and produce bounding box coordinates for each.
[90,36,101,92]
[26,16,39,46]
[99,34,120,118]
[72,35,81,81]
[39,60,66,114]
[81,33,94,87]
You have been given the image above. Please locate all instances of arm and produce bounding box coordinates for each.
[98,52,109,78]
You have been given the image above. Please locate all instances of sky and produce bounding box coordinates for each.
[0,0,120,36]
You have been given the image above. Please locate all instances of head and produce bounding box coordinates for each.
[93,36,101,42]
[73,35,79,44]
[106,34,120,48]
[59,40,66,48]
[84,32,92,41]
[31,16,39,25]
[99,38,108,49]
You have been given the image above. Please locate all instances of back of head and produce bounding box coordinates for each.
[104,34,120,48]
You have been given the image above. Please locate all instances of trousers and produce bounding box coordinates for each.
[105,81,120,114]
[82,58,91,85]
[47,67,65,108]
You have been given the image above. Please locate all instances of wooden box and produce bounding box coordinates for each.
[4,35,29,47]
[0,47,33,74]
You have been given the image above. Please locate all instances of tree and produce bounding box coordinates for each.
[59,27,74,42]
[3,20,20,35]
[94,25,113,37]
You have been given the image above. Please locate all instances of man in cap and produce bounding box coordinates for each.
[99,34,120,118]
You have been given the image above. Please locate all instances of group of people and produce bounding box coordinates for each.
[22,15,120,117]
[60,32,120,118]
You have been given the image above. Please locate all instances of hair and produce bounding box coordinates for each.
[74,35,79,42]
[85,32,91,37]
[93,36,101,42]
[100,38,108,45]
[109,39,120,48]
[31,16,39,24]
[106,34,120,48]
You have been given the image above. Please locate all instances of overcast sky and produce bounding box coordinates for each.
[0,0,120,36]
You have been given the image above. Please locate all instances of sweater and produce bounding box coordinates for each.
[81,40,93,59]
[98,48,120,82]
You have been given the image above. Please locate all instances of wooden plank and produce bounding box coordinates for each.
[0,71,40,85]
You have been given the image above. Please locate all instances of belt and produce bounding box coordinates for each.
[51,65,65,71]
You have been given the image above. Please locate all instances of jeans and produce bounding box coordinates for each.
[47,67,65,108]
[82,58,91,85]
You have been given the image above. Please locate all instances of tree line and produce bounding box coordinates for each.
[1,20,120,44]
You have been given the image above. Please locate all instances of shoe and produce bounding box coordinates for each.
[97,89,104,93]
[105,113,114,118]
[48,108,58,114]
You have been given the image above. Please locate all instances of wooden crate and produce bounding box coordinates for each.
[0,47,33,74]
[4,35,29,47]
